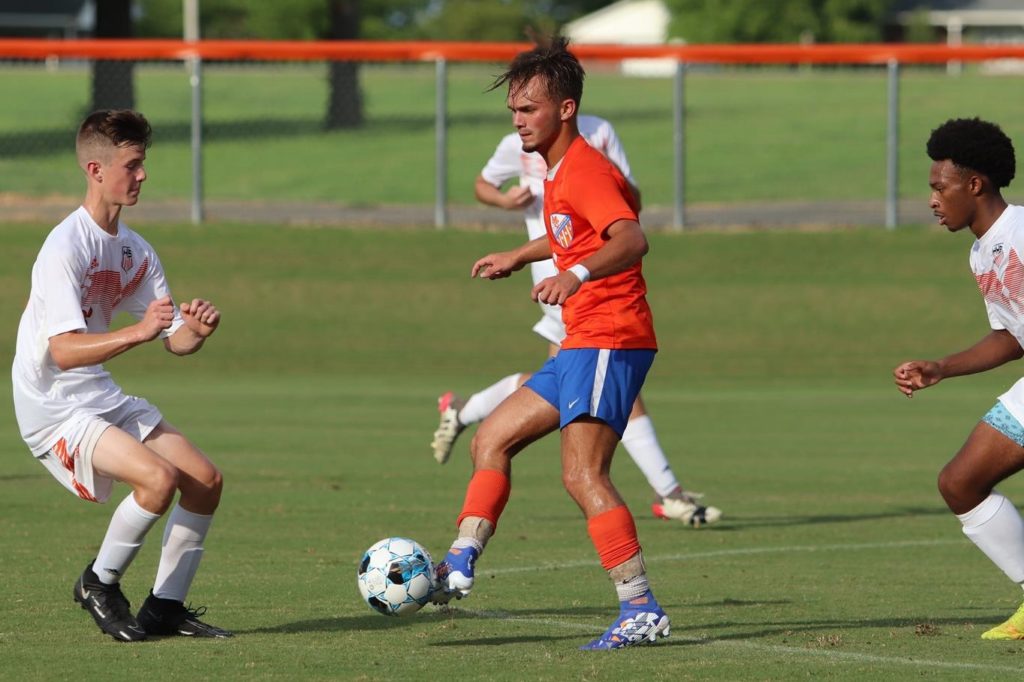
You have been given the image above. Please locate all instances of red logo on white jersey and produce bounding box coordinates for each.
[550,213,573,248]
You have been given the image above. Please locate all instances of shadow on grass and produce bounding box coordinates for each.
[692,613,1009,642]
[720,505,950,529]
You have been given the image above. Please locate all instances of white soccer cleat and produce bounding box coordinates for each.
[652,491,722,528]
[431,392,466,464]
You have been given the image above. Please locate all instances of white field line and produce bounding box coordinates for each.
[482,538,964,576]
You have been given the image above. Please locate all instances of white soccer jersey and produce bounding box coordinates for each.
[12,207,184,456]
[969,204,1024,423]
[479,115,636,288]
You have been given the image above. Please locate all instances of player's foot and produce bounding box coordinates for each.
[136,591,233,638]
[73,560,148,642]
[430,544,479,604]
[652,491,722,528]
[431,392,467,465]
[579,591,671,650]
[981,601,1024,640]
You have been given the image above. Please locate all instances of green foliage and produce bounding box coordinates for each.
[667,0,893,43]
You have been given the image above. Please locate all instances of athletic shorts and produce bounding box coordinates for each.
[983,400,1024,447]
[36,397,164,503]
[524,348,655,437]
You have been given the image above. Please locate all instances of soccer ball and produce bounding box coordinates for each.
[357,537,435,616]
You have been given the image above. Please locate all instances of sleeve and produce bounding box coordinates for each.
[570,161,638,237]
[597,121,635,185]
[37,241,88,339]
[479,134,523,188]
[120,248,184,339]
[985,300,1007,330]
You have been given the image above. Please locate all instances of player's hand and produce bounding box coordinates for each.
[138,296,175,342]
[502,186,534,210]
[472,251,522,280]
[893,360,942,398]
[180,298,220,338]
[532,270,584,306]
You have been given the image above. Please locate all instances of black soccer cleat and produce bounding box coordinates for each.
[73,561,148,642]
[136,591,233,638]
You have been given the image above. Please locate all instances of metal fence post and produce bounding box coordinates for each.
[185,0,203,224]
[672,60,686,232]
[886,58,899,230]
[435,57,448,229]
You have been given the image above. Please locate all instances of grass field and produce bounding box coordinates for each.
[2,63,1024,210]
[3,221,1024,680]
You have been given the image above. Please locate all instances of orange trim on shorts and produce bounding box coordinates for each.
[587,505,641,571]
[51,438,97,502]
[456,469,511,530]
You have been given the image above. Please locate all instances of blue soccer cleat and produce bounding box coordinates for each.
[430,544,479,604]
[580,591,671,650]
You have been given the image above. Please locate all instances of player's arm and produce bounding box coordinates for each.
[474,174,533,211]
[472,236,551,280]
[894,329,1024,398]
[49,296,175,370]
[164,298,220,356]
[532,219,648,306]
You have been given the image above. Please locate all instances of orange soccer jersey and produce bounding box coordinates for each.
[543,136,657,350]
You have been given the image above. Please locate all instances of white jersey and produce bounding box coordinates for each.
[970,204,1024,423]
[12,207,184,455]
[479,115,636,287]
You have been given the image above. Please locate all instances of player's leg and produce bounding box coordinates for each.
[434,381,560,601]
[134,421,231,638]
[623,395,723,527]
[71,422,178,642]
[938,404,1024,640]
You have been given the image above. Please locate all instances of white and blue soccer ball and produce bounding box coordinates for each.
[357,537,435,616]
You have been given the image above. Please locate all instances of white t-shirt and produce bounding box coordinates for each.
[12,207,184,455]
[479,115,636,287]
[969,204,1024,422]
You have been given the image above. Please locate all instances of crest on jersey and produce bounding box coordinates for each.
[121,246,133,273]
[550,213,574,248]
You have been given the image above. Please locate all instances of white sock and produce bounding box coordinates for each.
[958,491,1024,585]
[458,374,522,425]
[153,505,213,602]
[94,493,162,585]
[621,416,680,498]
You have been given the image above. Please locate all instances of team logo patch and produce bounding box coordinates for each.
[121,246,133,273]
[550,213,574,248]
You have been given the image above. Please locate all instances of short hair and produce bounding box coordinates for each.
[926,117,1015,189]
[75,109,151,166]
[490,36,585,108]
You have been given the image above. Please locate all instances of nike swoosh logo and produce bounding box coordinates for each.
[568,398,580,409]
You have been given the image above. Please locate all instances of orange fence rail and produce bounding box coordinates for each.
[2,38,1024,64]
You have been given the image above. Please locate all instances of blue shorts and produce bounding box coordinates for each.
[524,348,655,437]
[982,401,1024,447]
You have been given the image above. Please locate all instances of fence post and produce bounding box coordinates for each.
[672,60,686,232]
[185,0,203,225]
[435,57,448,229]
[886,58,899,230]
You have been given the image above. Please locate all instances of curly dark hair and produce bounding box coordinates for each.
[926,117,1015,188]
[489,36,585,108]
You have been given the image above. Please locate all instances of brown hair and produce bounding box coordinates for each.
[75,109,151,166]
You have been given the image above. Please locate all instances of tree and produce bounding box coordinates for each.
[92,0,135,111]
[325,0,364,129]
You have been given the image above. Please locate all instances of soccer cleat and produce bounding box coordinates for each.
[580,591,671,650]
[431,392,467,464]
[430,544,479,604]
[136,591,233,638]
[652,491,722,528]
[73,561,148,642]
[981,601,1024,640]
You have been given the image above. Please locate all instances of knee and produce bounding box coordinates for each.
[136,459,179,513]
[196,465,225,509]
[937,462,980,512]
[469,429,508,470]
[562,468,601,501]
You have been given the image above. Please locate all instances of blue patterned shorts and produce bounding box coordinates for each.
[982,401,1024,447]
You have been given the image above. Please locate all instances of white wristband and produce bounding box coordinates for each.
[568,263,591,283]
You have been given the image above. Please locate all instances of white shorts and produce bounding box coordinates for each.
[36,397,164,503]
[532,301,567,346]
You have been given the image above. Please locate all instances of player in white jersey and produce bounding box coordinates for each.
[894,117,1024,640]
[11,110,231,642]
[430,115,722,528]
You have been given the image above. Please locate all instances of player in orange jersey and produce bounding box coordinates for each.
[431,39,669,650]
[12,110,231,642]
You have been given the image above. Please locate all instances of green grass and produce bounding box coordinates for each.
[2,63,1024,209]
[2,222,1024,679]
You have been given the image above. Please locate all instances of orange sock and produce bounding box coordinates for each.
[587,505,641,571]
[456,469,511,529]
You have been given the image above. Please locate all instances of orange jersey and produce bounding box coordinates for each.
[543,136,657,350]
